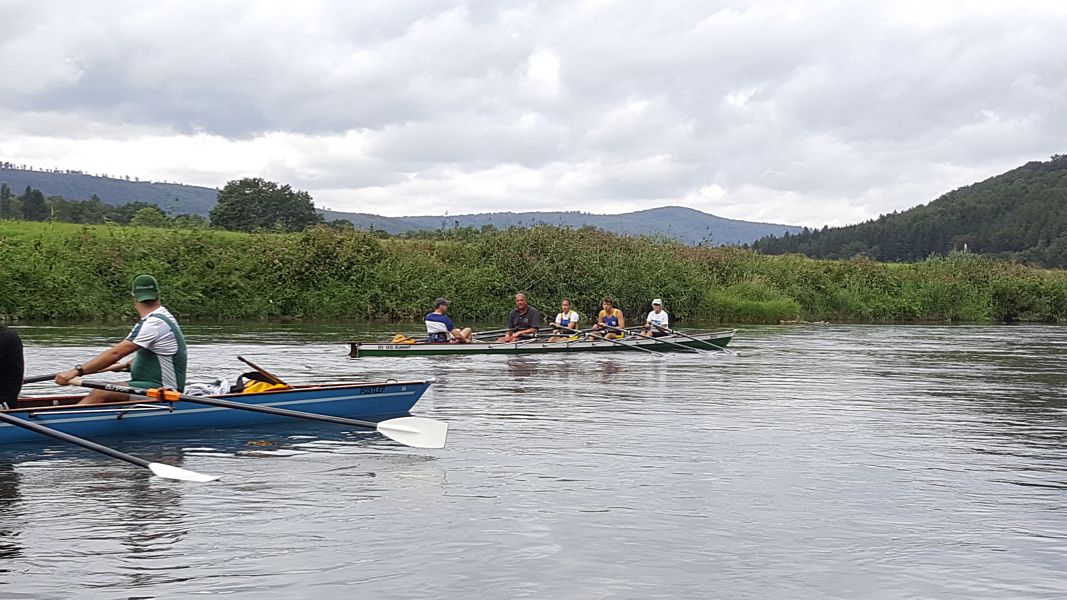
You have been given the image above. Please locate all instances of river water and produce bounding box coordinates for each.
[1,323,1066,599]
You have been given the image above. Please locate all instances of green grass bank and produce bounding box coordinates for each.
[3,220,1067,324]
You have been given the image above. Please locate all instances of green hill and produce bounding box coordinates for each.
[321,205,801,245]
[0,165,217,214]
[752,155,1067,267]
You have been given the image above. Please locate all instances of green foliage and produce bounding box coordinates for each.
[19,187,48,221]
[210,178,323,232]
[754,155,1067,267]
[707,282,801,323]
[129,206,170,228]
[3,222,1067,324]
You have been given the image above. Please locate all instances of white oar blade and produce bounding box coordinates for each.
[148,462,221,482]
[377,416,449,449]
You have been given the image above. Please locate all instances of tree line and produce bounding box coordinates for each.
[0,177,322,232]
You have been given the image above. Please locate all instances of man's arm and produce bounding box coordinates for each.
[55,339,140,385]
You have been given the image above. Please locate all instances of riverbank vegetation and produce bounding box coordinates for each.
[3,220,1067,324]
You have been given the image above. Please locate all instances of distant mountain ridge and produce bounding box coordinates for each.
[320,206,801,244]
[752,155,1067,267]
[0,165,801,244]
[0,165,217,215]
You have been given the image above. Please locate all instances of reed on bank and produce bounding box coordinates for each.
[3,220,1066,324]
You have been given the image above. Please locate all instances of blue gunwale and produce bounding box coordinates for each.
[1,380,434,445]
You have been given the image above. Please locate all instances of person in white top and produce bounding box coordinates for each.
[549,298,580,342]
[644,298,670,337]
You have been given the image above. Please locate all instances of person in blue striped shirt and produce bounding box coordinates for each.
[425,298,473,343]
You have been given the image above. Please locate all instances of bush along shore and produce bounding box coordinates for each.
[3,220,1067,324]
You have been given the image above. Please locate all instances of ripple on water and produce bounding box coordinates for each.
[2,323,1067,598]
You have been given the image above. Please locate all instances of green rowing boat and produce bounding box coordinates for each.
[349,329,735,357]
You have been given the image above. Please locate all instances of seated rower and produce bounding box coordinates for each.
[425,298,473,343]
[497,293,541,342]
[549,298,580,342]
[590,296,625,339]
[56,274,186,405]
[0,324,24,410]
[644,298,670,337]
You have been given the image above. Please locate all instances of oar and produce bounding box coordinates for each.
[472,327,511,338]
[237,355,288,386]
[655,325,735,354]
[623,327,706,354]
[0,411,218,482]
[22,363,129,384]
[554,324,664,357]
[70,379,448,449]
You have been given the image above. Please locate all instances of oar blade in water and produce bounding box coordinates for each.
[377,416,449,449]
[148,462,221,482]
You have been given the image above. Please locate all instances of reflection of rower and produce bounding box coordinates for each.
[0,325,24,410]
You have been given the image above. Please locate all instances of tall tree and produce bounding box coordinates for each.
[0,183,18,219]
[19,187,48,221]
[209,178,322,232]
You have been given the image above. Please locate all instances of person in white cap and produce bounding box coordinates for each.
[644,299,670,337]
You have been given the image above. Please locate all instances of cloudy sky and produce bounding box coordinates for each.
[1,1,1065,227]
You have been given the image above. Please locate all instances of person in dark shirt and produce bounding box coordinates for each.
[0,325,24,410]
[497,293,541,342]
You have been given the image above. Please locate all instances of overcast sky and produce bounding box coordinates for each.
[1,1,1065,227]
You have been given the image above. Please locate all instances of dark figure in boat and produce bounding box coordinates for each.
[0,324,24,410]
[55,274,188,405]
[497,293,541,342]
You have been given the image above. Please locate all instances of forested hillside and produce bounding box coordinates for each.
[0,164,216,214]
[753,155,1067,267]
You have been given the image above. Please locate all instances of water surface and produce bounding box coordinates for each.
[2,323,1066,598]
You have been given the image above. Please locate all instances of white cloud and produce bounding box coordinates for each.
[0,0,1065,227]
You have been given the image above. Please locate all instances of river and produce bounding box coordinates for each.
[1,323,1066,598]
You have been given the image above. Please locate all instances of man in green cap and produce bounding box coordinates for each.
[56,274,188,404]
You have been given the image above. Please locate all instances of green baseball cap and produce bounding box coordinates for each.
[131,274,160,302]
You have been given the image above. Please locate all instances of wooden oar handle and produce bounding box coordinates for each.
[237,355,288,386]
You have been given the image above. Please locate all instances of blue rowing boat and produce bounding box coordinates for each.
[1,379,434,445]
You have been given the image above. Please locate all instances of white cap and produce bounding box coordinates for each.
[652,298,662,305]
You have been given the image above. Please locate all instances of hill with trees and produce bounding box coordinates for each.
[320,205,801,245]
[753,155,1067,267]
[0,163,216,214]
[0,164,799,244]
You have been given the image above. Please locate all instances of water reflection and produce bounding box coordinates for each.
[4,322,1067,598]
[0,462,23,566]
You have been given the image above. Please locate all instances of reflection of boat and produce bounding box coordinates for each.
[350,329,735,357]
[1,381,433,445]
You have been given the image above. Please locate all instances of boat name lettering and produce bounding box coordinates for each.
[359,386,386,395]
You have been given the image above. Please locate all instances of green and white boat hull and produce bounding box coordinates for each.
[349,330,735,357]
